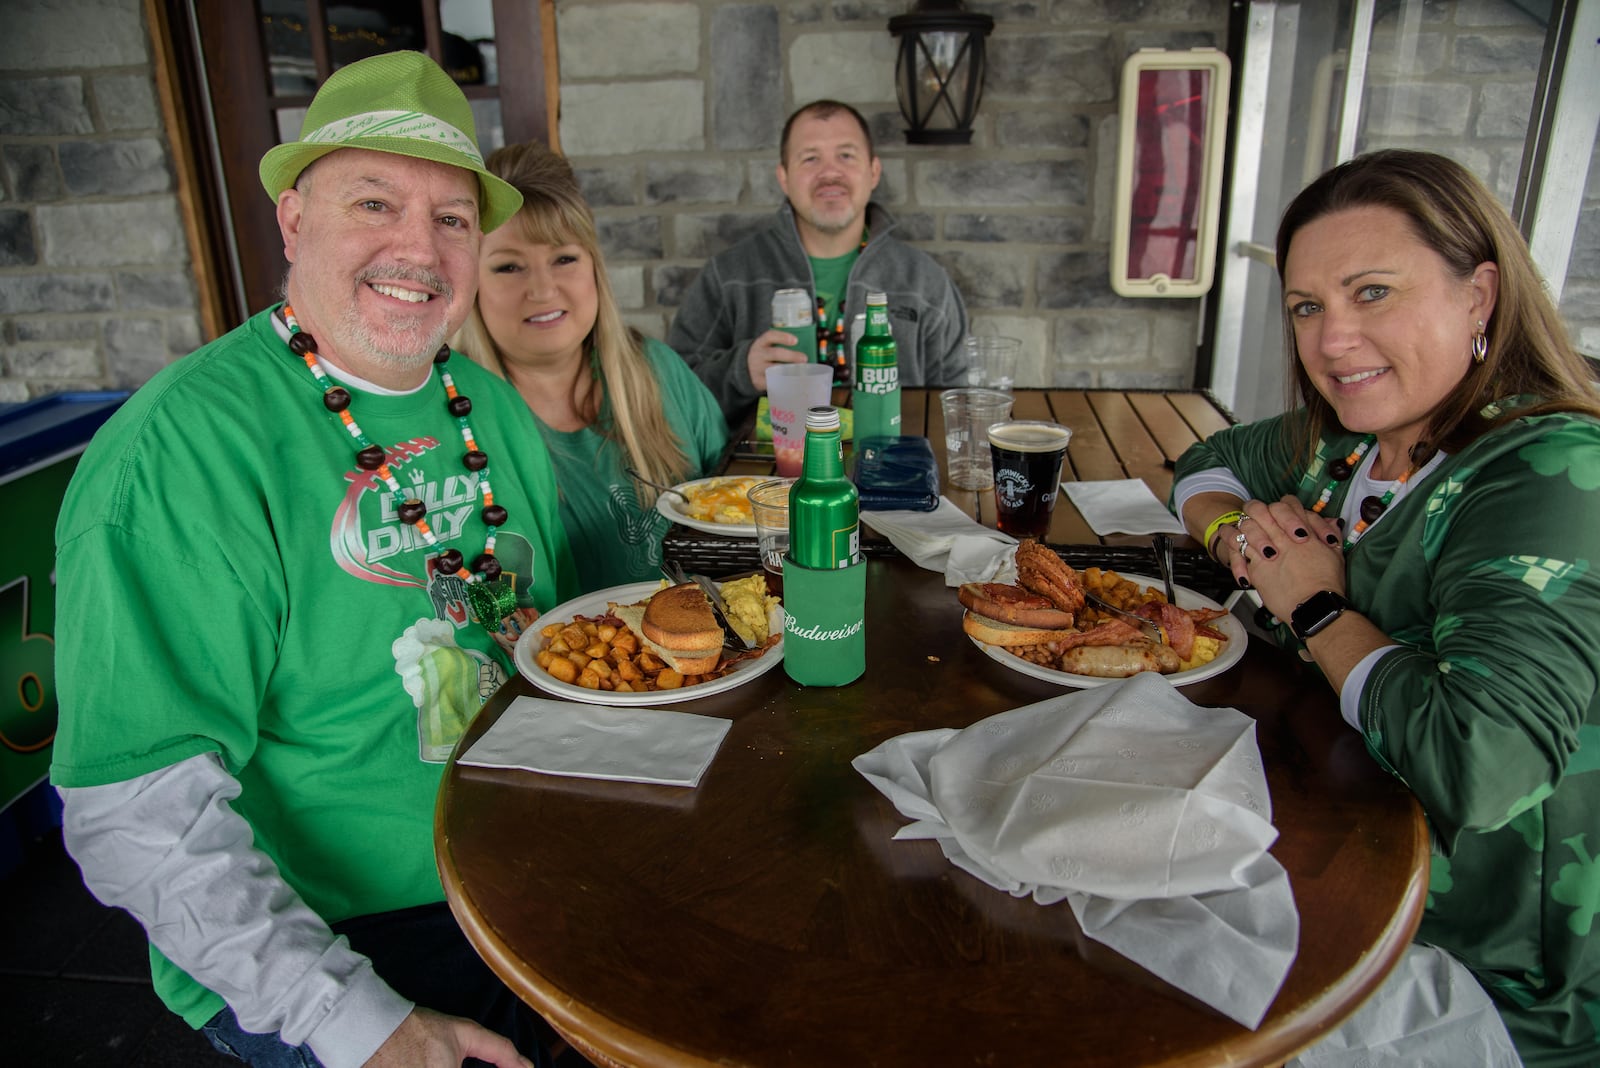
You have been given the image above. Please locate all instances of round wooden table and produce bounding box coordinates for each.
[437,557,1428,1068]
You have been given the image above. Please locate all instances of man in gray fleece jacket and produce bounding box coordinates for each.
[668,100,970,425]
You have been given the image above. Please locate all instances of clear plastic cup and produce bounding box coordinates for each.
[964,336,1021,393]
[766,364,833,477]
[747,478,794,595]
[939,388,1014,490]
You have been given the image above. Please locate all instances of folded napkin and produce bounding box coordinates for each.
[853,672,1298,1028]
[458,696,731,787]
[852,435,940,512]
[860,497,1015,585]
[1062,478,1187,536]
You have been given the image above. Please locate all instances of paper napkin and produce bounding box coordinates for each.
[459,696,732,787]
[860,496,1015,585]
[853,672,1298,1028]
[1062,478,1187,536]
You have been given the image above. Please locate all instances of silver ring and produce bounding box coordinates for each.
[1234,531,1250,555]
[1239,512,1256,526]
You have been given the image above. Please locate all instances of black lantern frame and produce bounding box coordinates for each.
[888,1,995,145]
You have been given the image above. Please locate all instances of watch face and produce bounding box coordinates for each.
[1292,590,1348,640]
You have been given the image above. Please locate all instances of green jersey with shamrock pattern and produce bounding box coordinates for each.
[1177,403,1600,1066]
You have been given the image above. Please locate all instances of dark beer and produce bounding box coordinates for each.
[987,421,1072,539]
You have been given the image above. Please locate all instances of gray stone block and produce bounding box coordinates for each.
[597,215,665,260]
[0,78,93,136]
[711,5,782,152]
[1053,315,1148,367]
[1453,0,1545,28]
[1099,369,1187,389]
[37,199,184,267]
[0,210,37,266]
[168,314,202,355]
[558,2,700,78]
[1475,81,1533,140]
[939,248,1028,306]
[987,35,1114,104]
[831,1,902,21]
[0,272,116,313]
[1051,365,1094,388]
[745,162,783,204]
[560,83,705,155]
[576,166,639,208]
[1054,0,1225,20]
[1364,83,1472,139]
[789,31,898,105]
[1367,33,1446,77]
[891,212,935,242]
[644,161,746,204]
[1037,250,1128,309]
[867,111,909,154]
[117,269,195,310]
[4,145,65,201]
[787,3,824,24]
[945,212,1085,244]
[673,212,771,258]
[95,72,161,131]
[916,159,1084,208]
[1453,33,1546,75]
[607,265,646,309]
[11,317,99,342]
[653,264,702,306]
[0,0,148,70]
[0,381,28,403]
[106,315,166,378]
[7,344,102,378]
[624,312,669,340]
[61,139,172,196]
[994,111,1090,150]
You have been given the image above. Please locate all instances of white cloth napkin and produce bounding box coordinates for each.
[860,496,1016,585]
[1062,478,1187,536]
[853,672,1298,1028]
[458,696,731,787]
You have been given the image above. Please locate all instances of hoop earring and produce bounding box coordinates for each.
[1471,320,1488,364]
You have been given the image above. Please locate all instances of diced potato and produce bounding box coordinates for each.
[656,668,684,689]
[547,637,570,654]
[588,659,612,679]
[545,657,579,684]
[637,652,664,672]
[559,624,588,648]
[612,631,638,655]
[616,659,643,682]
[578,666,602,689]
[566,651,591,671]
[540,622,563,639]
[597,624,618,642]
[585,640,609,659]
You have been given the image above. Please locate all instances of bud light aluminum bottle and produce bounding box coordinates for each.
[788,406,860,569]
[771,287,818,362]
[852,292,900,442]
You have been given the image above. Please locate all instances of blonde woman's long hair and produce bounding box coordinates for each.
[454,141,692,506]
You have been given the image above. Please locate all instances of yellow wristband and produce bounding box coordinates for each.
[1202,509,1247,561]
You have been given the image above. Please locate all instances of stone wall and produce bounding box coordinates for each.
[0,0,199,402]
[557,0,1231,390]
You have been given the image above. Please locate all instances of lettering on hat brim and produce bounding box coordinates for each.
[302,110,483,165]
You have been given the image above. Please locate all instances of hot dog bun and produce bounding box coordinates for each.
[961,611,1082,647]
[958,582,1077,629]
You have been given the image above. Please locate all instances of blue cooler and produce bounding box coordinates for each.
[0,391,129,878]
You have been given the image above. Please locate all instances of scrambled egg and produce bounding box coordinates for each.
[719,573,780,644]
[683,477,760,525]
[1177,634,1223,673]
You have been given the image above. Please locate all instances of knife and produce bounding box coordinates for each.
[691,572,755,650]
[1084,591,1168,645]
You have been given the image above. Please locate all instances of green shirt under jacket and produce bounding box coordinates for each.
[1176,405,1600,1067]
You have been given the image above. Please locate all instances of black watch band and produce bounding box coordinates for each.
[1290,590,1351,641]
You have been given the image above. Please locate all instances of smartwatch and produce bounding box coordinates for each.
[1290,590,1351,641]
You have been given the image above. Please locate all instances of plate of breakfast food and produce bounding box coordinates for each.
[654,475,764,537]
[961,542,1245,688]
[515,576,784,705]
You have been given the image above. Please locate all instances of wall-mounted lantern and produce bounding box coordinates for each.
[888,1,995,145]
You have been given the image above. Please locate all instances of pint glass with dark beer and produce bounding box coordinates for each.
[987,421,1072,539]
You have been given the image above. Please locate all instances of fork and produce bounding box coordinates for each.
[660,562,752,650]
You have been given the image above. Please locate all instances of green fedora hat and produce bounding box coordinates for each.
[259,50,522,232]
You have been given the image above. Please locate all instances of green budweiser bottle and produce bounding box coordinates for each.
[852,292,900,442]
[789,406,860,569]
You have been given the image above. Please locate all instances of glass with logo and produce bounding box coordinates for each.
[987,420,1072,540]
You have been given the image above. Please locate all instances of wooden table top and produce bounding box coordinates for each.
[437,556,1428,1068]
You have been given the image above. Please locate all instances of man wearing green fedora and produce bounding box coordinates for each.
[51,52,574,1068]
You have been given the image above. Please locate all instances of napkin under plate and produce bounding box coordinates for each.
[1062,478,1187,536]
[459,696,731,787]
[853,672,1298,1028]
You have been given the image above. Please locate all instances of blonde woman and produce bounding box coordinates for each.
[456,141,726,592]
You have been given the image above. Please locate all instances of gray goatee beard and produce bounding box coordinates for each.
[341,265,456,370]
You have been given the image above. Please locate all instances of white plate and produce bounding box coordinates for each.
[969,573,1246,689]
[515,581,784,705]
[653,476,763,538]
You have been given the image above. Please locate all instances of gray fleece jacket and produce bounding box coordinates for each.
[667,202,970,423]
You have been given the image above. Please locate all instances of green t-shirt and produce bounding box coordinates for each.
[50,307,577,1026]
[534,338,727,592]
[810,246,860,360]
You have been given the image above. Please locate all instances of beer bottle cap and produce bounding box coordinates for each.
[867,291,887,305]
[805,405,841,431]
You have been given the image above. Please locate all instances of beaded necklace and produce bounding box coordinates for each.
[1309,433,1415,549]
[283,303,515,630]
